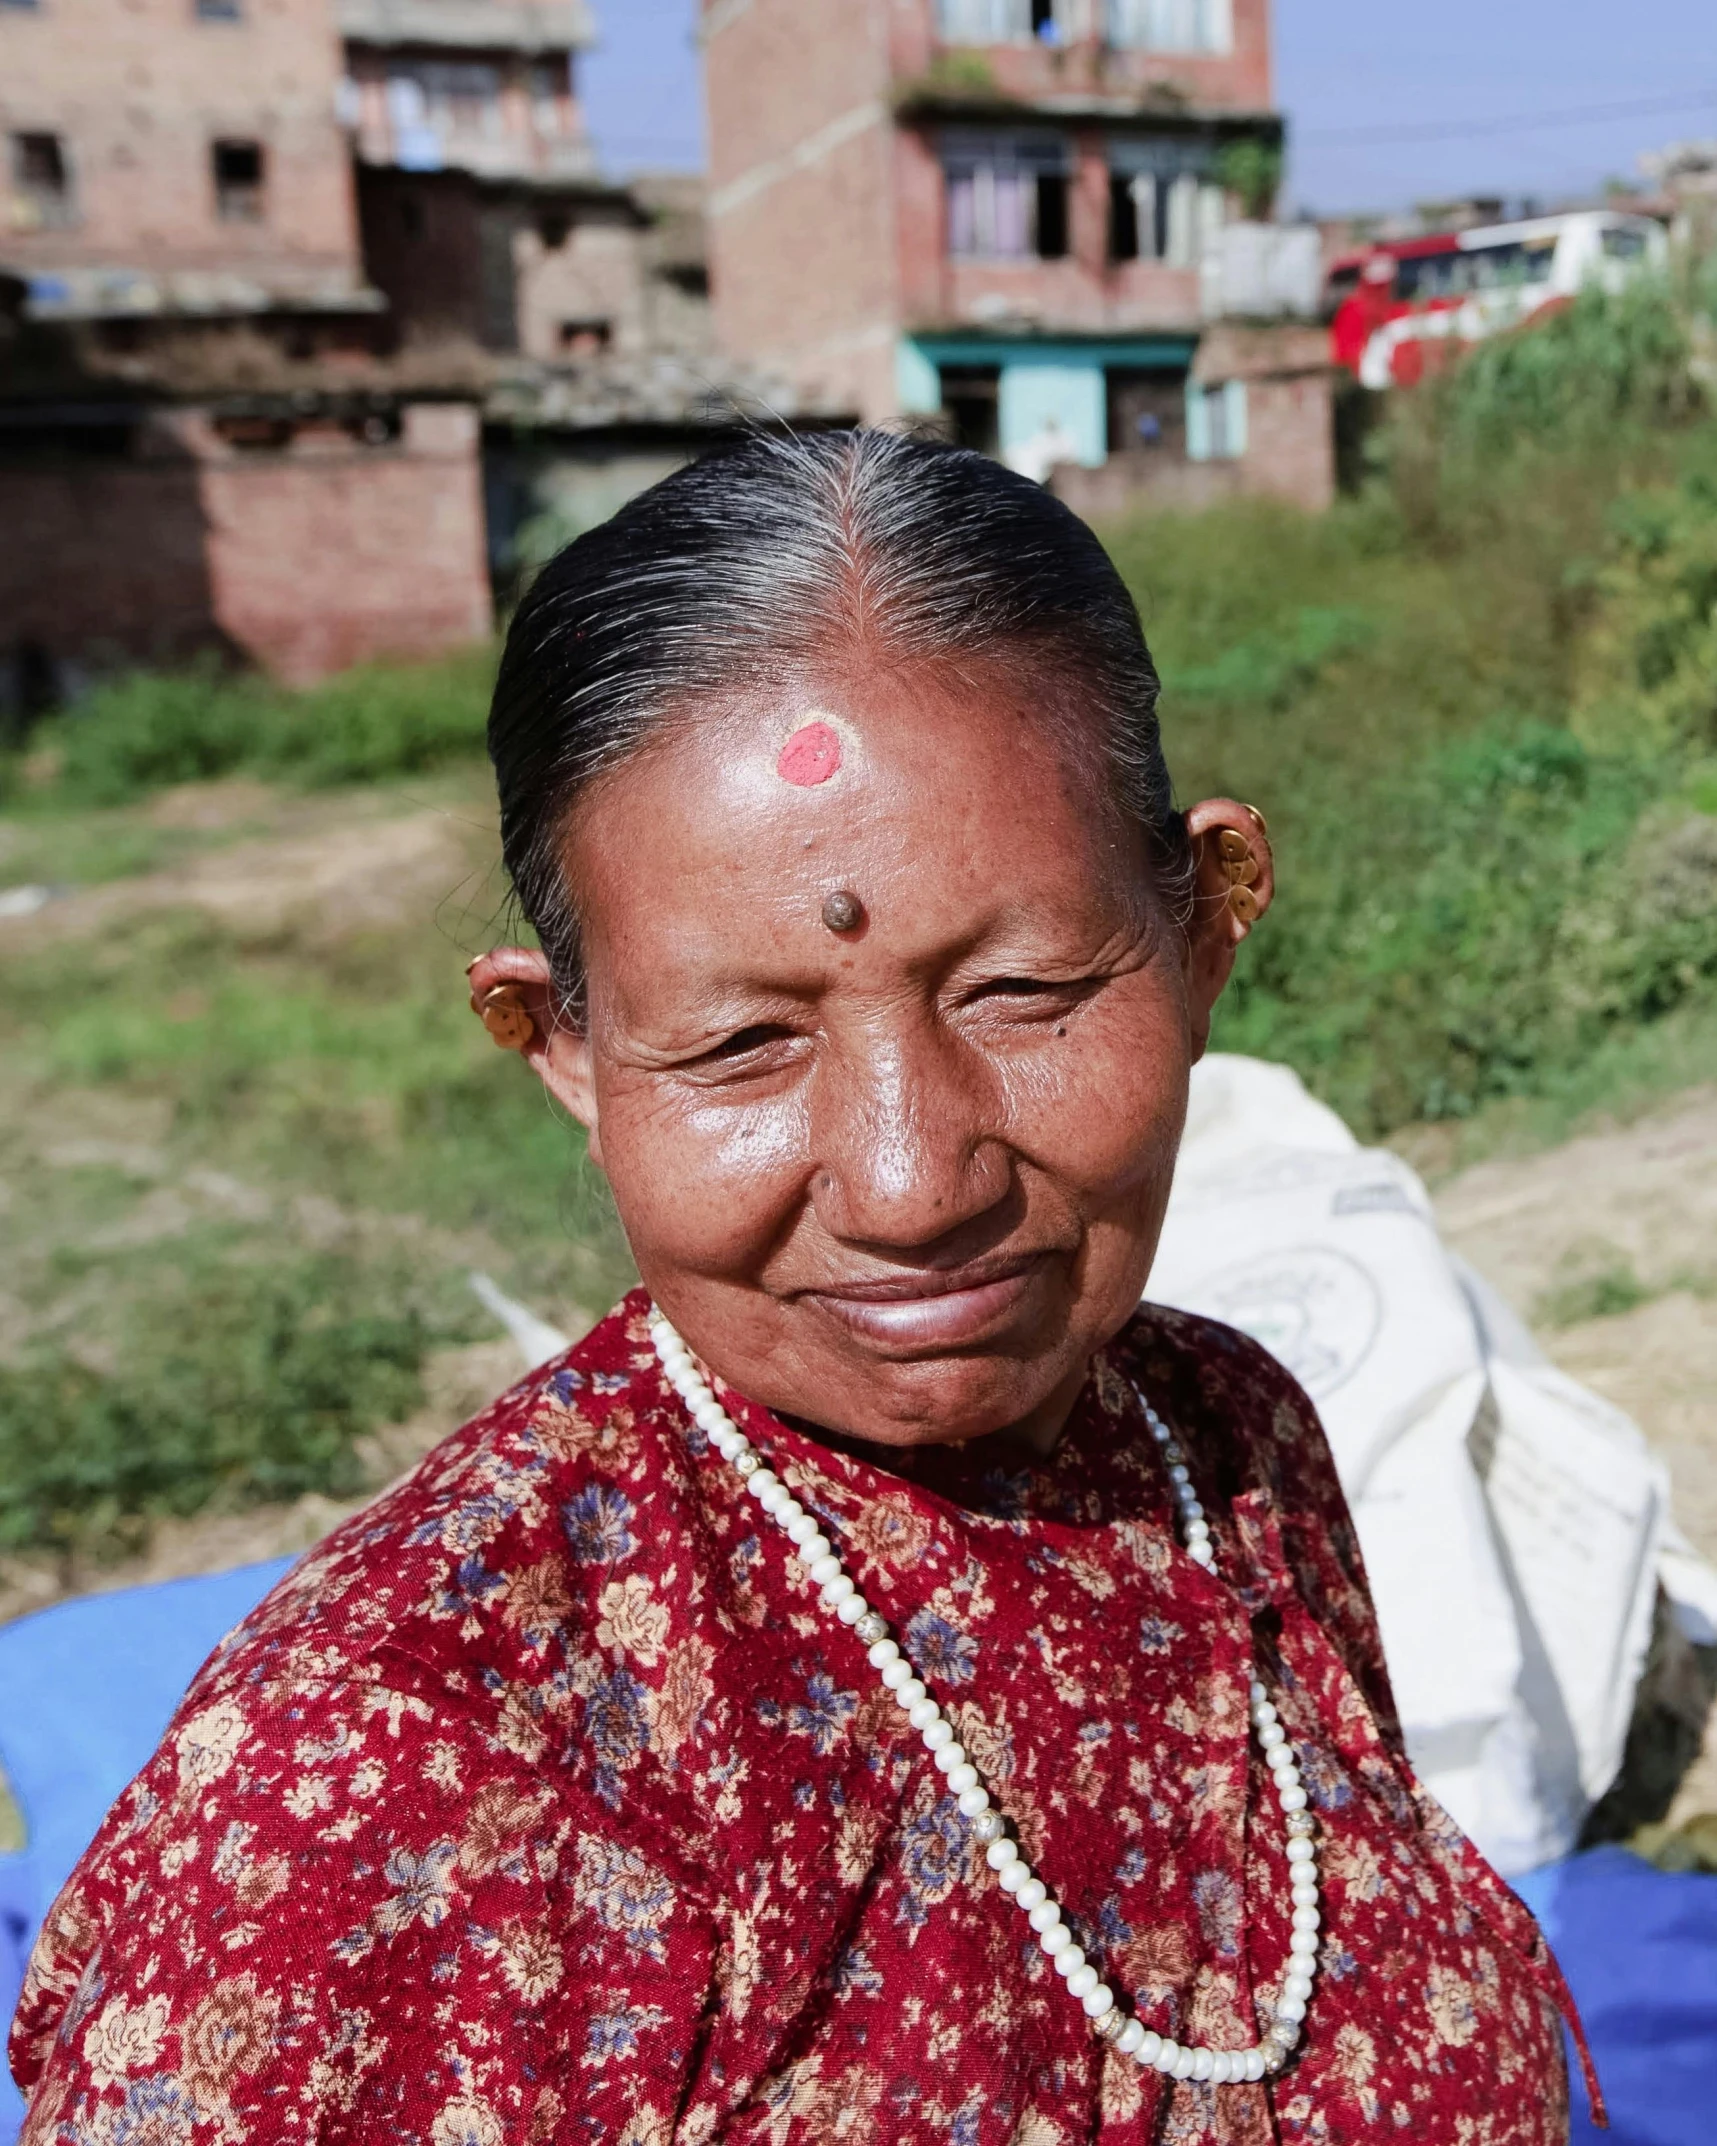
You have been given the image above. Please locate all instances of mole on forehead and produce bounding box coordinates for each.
[776,719,843,788]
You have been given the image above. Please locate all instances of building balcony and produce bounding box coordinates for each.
[336,0,595,56]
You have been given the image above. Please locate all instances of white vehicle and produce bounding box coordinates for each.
[1342,209,1670,391]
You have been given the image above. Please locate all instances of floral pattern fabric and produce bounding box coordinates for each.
[12,1291,1591,2144]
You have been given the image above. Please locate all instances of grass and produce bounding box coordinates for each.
[4,273,1716,1561]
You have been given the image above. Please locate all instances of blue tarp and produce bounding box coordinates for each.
[0,1561,293,2140]
[2,1564,1714,2140]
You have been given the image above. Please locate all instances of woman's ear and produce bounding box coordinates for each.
[465,948,605,1166]
[1179,799,1275,1063]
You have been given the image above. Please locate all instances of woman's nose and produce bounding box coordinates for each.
[807,1024,1012,1250]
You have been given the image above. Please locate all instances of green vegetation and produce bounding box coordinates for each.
[1110,275,1717,1136]
[12,645,494,807]
[3,272,1716,1562]
[0,1252,437,1556]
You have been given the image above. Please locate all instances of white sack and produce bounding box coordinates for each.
[1148,1054,1678,1876]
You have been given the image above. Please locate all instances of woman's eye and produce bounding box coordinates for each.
[703,1024,796,1062]
[969,975,1093,1006]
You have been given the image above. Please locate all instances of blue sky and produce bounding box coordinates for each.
[581,1,1717,214]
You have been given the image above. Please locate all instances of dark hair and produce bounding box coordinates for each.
[489,427,1190,1022]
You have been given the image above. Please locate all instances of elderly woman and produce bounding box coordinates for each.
[13,433,1590,2145]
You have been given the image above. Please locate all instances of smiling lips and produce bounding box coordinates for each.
[806,1253,1053,1350]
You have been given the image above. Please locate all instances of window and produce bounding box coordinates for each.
[211,138,265,222]
[388,62,503,145]
[1107,0,1232,53]
[1109,155,1225,267]
[1602,224,1652,261]
[558,318,612,355]
[944,133,1071,261]
[10,132,75,228]
[195,0,243,19]
[1186,379,1246,460]
[529,59,571,135]
[936,0,1067,44]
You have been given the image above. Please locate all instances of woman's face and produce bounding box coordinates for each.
[484,655,1269,1452]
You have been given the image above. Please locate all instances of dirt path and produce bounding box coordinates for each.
[1432,1091,1717,1825]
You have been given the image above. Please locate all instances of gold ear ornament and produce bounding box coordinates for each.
[473,982,535,1052]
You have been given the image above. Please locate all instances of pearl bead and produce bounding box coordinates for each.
[653,1318,1330,2092]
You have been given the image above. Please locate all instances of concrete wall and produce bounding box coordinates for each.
[0,0,360,294]
[0,402,491,687]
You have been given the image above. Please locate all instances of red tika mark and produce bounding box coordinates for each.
[777,721,842,787]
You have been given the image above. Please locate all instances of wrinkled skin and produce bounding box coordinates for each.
[471,654,1272,1456]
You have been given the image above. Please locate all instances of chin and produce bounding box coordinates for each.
[809,1350,1073,1450]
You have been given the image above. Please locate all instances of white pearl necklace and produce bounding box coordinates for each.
[649,1312,1323,2086]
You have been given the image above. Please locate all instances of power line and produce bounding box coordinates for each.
[1302,85,1717,148]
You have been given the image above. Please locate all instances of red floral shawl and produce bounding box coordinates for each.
[11,1291,1595,2144]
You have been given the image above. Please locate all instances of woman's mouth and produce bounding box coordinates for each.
[804,1253,1054,1352]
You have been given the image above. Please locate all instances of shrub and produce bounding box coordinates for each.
[45,646,495,805]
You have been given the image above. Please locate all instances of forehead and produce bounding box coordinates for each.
[562,655,1139,985]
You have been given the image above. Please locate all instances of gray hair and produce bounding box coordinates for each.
[490,427,1191,1021]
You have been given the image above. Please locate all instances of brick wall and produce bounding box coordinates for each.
[0,0,359,293]
[0,402,492,687]
[702,0,897,419]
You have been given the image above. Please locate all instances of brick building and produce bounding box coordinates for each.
[0,0,497,695]
[702,0,1332,508]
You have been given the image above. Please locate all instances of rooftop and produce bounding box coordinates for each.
[336,0,596,55]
